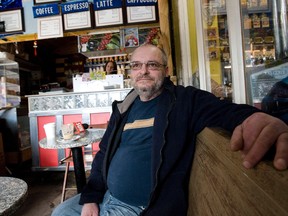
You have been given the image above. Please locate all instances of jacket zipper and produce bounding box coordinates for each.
[141,91,176,215]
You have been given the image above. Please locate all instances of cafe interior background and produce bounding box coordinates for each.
[0,0,175,173]
[1,0,288,173]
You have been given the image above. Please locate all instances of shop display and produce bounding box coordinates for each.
[198,0,287,103]
[218,11,275,68]
[78,27,160,78]
[0,58,20,108]
[79,32,121,53]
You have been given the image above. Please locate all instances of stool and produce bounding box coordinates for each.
[60,150,76,203]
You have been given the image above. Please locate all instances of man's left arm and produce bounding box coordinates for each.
[230,112,288,170]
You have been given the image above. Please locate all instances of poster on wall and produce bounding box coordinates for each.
[138,27,160,46]
[125,0,158,24]
[0,8,25,33]
[93,0,123,27]
[0,0,22,11]
[79,31,121,53]
[123,27,139,48]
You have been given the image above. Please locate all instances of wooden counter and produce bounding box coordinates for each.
[188,128,288,216]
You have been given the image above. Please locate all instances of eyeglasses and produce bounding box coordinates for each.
[130,61,166,71]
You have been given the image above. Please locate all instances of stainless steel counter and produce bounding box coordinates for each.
[26,89,131,171]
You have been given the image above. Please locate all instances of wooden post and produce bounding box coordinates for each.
[158,0,173,76]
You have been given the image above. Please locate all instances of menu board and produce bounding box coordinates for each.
[125,0,158,24]
[93,0,123,27]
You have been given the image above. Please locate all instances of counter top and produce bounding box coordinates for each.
[27,88,132,114]
[25,88,132,98]
[0,177,28,216]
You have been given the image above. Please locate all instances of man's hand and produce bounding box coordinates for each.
[81,203,99,216]
[230,112,288,170]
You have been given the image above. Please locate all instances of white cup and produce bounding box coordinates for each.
[61,123,74,140]
[43,122,56,140]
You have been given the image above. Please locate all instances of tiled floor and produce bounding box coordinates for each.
[7,163,77,216]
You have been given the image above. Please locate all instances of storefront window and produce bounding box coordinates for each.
[241,0,288,119]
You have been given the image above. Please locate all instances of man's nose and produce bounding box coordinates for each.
[139,64,149,74]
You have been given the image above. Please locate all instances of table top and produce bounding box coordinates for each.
[0,177,28,216]
[39,128,106,149]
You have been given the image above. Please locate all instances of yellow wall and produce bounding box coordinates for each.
[187,0,199,74]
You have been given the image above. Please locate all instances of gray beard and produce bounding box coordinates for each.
[133,80,164,101]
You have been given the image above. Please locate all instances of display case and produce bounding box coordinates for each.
[194,0,288,106]
[0,58,20,108]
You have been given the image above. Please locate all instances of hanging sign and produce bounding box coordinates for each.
[93,0,122,10]
[0,0,22,11]
[125,0,158,7]
[32,3,60,18]
[61,0,89,14]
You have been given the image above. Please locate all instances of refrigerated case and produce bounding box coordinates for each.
[194,0,288,112]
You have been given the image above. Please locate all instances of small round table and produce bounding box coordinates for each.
[0,177,28,216]
[39,128,106,193]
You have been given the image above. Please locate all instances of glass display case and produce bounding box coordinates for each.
[195,0,288,110]
[240,0,288,113]
[0,58,20,108]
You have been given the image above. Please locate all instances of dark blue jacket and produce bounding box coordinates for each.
[80,78,259,215]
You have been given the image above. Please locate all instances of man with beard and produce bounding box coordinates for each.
[52,44,288,216]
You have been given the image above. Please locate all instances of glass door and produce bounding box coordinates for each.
[195,0,287,115]
[240,0,288,122]
[195,0,234,101]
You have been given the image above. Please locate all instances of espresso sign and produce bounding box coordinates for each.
[61,0,89,14]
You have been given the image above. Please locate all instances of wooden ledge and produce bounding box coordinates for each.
[188,127,288,216]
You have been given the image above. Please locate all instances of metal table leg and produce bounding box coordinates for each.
[71,147,86,193]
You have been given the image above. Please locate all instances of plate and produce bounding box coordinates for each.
[57,134,82,143]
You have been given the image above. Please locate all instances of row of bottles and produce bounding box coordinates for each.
[85,55,130,67]
[85,54,131,78]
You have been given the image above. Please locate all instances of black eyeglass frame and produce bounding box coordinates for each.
[130,61,167,70]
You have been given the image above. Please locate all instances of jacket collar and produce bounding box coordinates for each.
[116,77,175,114]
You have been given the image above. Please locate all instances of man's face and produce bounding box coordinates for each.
[130,46,168,101]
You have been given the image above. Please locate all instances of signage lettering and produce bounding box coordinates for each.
[126,0,157,6]
[35,7,54,15]
[33,4,59,18]
[127,0,157,3]
[61,1,89,14]
[93,0,122,10]
[95,0,114,8]
[64,2,89,11]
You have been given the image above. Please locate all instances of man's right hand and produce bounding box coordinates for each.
[81,203,99,216]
